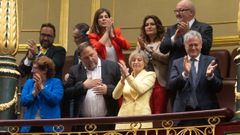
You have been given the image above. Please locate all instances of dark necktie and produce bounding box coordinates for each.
[190,58,197,87]
[189,58,198,108]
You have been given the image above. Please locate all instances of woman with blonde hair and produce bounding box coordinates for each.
[113,50,156,129]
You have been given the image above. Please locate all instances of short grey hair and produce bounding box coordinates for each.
[183,30,202,43]
[128,50,149,68]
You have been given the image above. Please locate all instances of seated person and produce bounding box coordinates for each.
[113,50,156,129]
[20,56,64,132]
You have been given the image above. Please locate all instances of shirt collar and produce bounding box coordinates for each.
[188,18,195,28]
[188,54,200,61]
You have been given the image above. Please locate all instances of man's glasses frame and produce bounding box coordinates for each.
[173,9,191,14]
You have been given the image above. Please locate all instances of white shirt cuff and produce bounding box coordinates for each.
[24,57,32,66]
[171,35,175,44]
[182,72,189,80]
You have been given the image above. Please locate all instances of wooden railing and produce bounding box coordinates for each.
[0,108,234,135]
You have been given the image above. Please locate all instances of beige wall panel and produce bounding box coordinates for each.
[19,0,49,29]
[18,0,61,43]
[15,0,240,63]
[101,0,114,14]
[102,0,239,43]
[213,23,238,37]
[16,0,61,64]
[192,0,238,22]
[67,0,92,55]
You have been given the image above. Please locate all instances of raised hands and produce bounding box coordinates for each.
[174,21,189,40]
[118,62,130,84]
[183,56,191,76]
[137,37,146,50]
[206,60,218,77]
[106,17,115,38]
[27,40,38,60]
[32,73,44,97]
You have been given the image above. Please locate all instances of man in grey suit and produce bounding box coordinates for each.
[169,30,222,114]
[64,42,120,130]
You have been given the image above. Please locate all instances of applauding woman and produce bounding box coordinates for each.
[113,50,156,129]
[137,15,169,113]
[20,56,63,133]
[89,8,131,65]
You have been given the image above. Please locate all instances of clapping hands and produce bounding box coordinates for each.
[183,56,191,76]
[137,37,146,50]
[106,17,115,38]
[118,62,129,84]
[27,40,38,60]
[32,73,44,97]
[206,60,217,77]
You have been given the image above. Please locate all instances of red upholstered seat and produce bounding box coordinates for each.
[209,49,230,78]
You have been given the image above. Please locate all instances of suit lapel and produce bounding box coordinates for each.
[78,63,87,81]
[195,55,206,87]
[101,60,106,83]
[190,20,200,30]
[45,45,54,57]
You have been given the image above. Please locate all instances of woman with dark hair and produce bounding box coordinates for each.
[20,56,64,132]
[137,15,169,113]
[88,8,131,65]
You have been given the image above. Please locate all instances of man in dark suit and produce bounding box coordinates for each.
[169,30,222,125]
[19,23,66,79]
[72,23,89,65]
[64,42,120,130]
[63,23,89,81]
[160,0,213,107]
[160,0,212,68]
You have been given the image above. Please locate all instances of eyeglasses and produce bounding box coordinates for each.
[173,9,190,14]
[40,33,54,38]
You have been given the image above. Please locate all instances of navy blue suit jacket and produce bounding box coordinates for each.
[169,55,222,112]
[64,59,120,117]
[160,20,213,68]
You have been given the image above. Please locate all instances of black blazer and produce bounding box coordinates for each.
[160,20,213,68]
[73,49,79,65]
[64,59,120,117]
[169,55,222,112]
[19,45,66,79]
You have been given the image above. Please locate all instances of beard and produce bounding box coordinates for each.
[40,40,53,49]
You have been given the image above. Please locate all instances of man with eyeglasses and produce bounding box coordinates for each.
[160,0,212,68]
[19,23,66,79]
[72,23,90,65]
[160,0,213,106]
